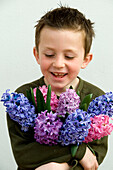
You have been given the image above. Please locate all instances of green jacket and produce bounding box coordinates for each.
[7,76,108,170]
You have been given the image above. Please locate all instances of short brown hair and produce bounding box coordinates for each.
[35,6,95,57]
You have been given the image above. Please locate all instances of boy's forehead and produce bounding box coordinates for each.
[39,27,85,48]
[40,26,85,40]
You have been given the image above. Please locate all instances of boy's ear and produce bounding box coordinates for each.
[81,53,93,69]
[33,47,40,64]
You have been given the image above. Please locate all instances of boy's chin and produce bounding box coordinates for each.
[50,83,68,94]
[44,77,65,89]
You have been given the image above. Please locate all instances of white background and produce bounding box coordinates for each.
[0,0,113,169]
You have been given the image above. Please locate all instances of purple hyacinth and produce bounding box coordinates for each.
[34,110,62,145]
[58,109,91,146]
[56,89,80,117]
[1,89,36,132]
[87,92,113,117]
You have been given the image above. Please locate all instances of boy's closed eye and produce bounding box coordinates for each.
[45,54,54,57]
[45,54,75,59]
[65,56,74,59]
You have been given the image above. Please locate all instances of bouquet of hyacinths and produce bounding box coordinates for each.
[1,86,113,157]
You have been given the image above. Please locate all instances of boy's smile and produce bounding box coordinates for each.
[51,72,67,78]
[34,27,92,94]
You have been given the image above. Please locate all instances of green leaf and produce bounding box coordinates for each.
[71,145,78,157]
[80,94,93,111]
[77,90,80,96]
[36,87,46,113]
[30,88,36,108]
[57,115,63,118]
[87,144,95,155]
[46,85,51,112]
[26,89,32,103]
[81,93,93,106]
[80,103,87,111]
[26,88,36,107]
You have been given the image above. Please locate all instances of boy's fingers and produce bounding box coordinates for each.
[35,162,70,170]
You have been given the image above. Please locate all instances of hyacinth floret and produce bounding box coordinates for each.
[88,92,113,117]
[84,114,113,143]
[1,90,36,132]
[34,110,63,145]
[33,85,58,112]
[58,109,91,146]
[56,89,80,117]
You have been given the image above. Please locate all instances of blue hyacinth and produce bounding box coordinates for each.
[1,89,36,132]
[58,109,91,146]
[87,92,113,117]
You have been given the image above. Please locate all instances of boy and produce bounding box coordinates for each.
[7,6,107,170]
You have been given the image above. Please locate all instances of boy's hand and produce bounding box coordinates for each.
[79,147,98,170]
[35,162,70,170]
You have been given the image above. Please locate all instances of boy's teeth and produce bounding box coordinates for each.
[51,72,67,77]
[54,73,64,76]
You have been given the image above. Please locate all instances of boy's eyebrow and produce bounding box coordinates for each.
[43,47,55,51]
[63,49,77,53]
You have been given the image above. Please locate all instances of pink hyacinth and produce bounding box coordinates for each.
[84,114,113,143]
[33,85,58,112]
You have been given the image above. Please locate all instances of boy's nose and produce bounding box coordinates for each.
[53,56,65,68]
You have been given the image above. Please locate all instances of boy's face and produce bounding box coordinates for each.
[34,27,92,94]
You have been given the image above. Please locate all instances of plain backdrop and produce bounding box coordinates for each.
[0,0,113,169]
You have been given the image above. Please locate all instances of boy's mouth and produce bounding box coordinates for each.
[51,72,67,78]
